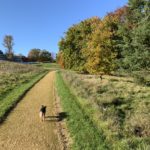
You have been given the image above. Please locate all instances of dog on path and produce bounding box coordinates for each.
[39,105,46,121]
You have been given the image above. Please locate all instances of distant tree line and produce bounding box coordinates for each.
[57,0,150,74]
[27,48,53,62]
[1,35,54,62]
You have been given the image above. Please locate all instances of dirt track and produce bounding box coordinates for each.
[0,71,61,150]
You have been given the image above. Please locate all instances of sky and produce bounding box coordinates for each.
[0,0,128,56]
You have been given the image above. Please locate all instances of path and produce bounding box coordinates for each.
[0,71,61,150]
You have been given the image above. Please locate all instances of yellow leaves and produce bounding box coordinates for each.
[58,7,127,73]
[82,13,120,74]
[57,51,65,68]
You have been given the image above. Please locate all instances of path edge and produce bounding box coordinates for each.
[0,71,49,124]
[54,76,72,150]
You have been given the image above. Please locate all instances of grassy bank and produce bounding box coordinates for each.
[34,62,60,71]
[60,70,150,149]
[0,61,48,122]
[55,71,109,150]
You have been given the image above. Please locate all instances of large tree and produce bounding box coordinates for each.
[3,35,14,60]
[39,50,53,62]
[81,8,126,74]
[57,0,149,73]
[131,0,150,69]
[58,17,101,72]
[28,48,41,61]
[120,0,150,70]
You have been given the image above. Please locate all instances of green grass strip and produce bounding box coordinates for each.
[0,71,48,122]
[55,71,110,150]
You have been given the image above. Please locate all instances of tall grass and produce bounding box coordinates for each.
[0,61,47,122]
[60,70,150,149]
[56,71,110,150]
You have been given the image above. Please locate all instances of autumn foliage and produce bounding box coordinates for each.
[57,0,150,74]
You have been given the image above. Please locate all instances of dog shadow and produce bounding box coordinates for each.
[45,112,68,122]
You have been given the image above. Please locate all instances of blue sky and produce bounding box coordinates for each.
[0,0,128,56]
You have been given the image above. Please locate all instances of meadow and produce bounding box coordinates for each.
[0,61,47,121]
[56,71,109,150]
[34,62,60,71]
[56,70,150,149]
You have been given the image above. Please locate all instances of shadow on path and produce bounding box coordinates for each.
[45,112,68,122]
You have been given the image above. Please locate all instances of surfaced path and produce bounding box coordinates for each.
[0,71,61,150]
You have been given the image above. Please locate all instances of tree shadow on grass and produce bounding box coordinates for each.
[45,112,68,122]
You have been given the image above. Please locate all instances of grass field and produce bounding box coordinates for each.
[56,71,109,150]
[0,61,48,121]
[57,70,150,149]
[34,62,60,71]
[1,61,149,149]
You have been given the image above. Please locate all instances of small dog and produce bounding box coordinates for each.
[39,105,46,121]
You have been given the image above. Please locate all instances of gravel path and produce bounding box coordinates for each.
[0,71,61,150]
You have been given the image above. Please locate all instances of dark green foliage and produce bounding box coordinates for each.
[131,17,150,69]
[0,50,3,54]
[39,50,53,62]
[120,0,150,70]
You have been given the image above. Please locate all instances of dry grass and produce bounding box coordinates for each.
[0,61,47,121]
[61,70,150,149]
[0,61,44,101]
